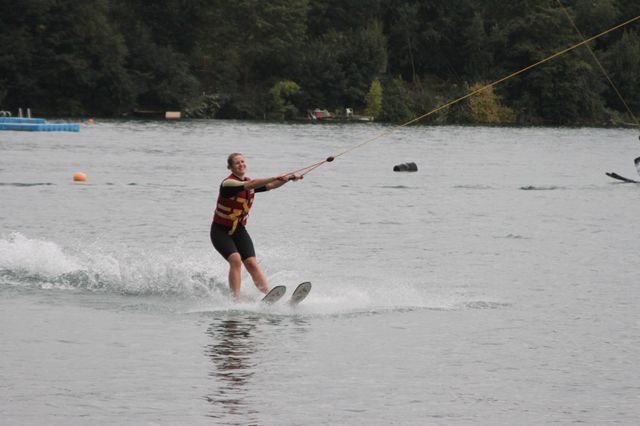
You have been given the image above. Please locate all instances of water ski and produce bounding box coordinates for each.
[289,282,312,305]
[261,285,286,304]
[606,172,640,183]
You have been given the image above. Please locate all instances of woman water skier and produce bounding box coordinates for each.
[211,153,302,300]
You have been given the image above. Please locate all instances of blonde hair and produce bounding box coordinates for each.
[227,152,244,169]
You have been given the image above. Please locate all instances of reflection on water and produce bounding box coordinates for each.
[205,316,260,424]
[203,314,311,424]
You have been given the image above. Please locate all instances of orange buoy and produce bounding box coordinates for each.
[73,172,87,182]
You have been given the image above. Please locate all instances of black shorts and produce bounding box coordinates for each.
[210,222,256,260]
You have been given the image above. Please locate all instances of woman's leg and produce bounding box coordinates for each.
[227,253,243,299]
[243,256,269,294]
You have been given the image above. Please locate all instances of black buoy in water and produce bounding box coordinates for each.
[393,162,418,172]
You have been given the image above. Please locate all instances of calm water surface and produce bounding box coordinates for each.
[1,120,639,425]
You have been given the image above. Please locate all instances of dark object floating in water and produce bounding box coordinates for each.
[606,172,639,183]
[0,182,54,187]
[520,185,560,190]
[393,162,418,172]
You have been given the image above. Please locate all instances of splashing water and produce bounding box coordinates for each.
[0,232,225,297]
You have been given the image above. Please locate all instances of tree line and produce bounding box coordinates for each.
[0,0,638,125]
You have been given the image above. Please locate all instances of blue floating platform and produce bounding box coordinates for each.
[0,117,80,132]
[0,117,47,124]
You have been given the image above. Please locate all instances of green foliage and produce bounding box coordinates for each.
[0,0,638,123]
[382,2,419,82]
[467,83,515,124]
[183,94,225,119]
[364,79,383,118]
[193,0,309,91]
[342,22,388,108]
[574,0,619,36]
[0,0,133,116]
[268,80,301,120]
[463,13,493,80]
[601,30,640,115]
[111,0,199,112]
[488,3,610,124]
[270,80,301,99]
[308,0,382,36]
[380,77,412,122]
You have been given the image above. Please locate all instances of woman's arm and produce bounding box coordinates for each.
[244,176,281,190]
[247,173,303,191]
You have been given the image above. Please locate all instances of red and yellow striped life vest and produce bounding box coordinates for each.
[213,174,255,235]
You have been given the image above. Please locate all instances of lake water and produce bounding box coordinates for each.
[1,120,639,425]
